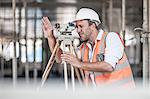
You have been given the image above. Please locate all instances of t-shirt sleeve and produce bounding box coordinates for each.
[104,32,124,69]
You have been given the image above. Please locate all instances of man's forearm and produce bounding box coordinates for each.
[80,61,114,72]
[47,36,62,63]
[47,36,56,52]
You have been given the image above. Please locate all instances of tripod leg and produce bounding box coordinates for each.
[79,69,85,81]
[63,61,68,90]
[74,68,83,84]
[42,41,59,79]
[69,45,76,90]
[41,58,55,87]
[41,41,59,87]
[70,45,86,88]
[71,64,75,90]
[71,45,84,84]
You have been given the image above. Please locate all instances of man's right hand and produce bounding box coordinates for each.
[42,16,54,38]
[42,16,62,63]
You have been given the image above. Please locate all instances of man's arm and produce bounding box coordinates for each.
[42,16,62,63]
[61,32,124,72]
[61,53,114,72]
[80,61,114,72]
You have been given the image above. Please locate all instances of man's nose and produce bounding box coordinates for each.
[77,28,81,33]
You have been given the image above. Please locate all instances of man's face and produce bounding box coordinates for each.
[76,20,92,41]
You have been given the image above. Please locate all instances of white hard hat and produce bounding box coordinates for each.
[74,8,101,25]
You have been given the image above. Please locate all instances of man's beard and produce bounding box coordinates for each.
[80,39,88,43]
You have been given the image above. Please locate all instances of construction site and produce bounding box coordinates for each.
[0,0,150,98]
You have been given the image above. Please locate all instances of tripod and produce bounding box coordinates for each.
[41,37,84,90]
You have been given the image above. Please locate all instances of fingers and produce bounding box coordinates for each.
[42,20,48,34]
[61,53,73,57]
[61,53,81,68]
[61,53,73,62]
[42,17,52,27]
[42,16,53,38]
[42,18,49,27]
[61,53,70,59]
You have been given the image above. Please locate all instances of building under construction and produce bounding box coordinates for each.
[0,0,150,95]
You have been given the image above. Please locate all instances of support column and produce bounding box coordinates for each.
[23,0,29,84]
[109,0,113,31]
[143,0,149,87]
[12,0,17,87]
[122,0,126,43]
[148,0,150,87]
[102,0,106,28]
[18,6,22,73]
[0,44,4,78]
[33,8,37,83]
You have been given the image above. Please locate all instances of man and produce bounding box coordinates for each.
[42,7,135,88]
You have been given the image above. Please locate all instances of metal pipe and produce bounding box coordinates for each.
[102,1,106,28]
[23,0,29,83]
[33,7,37,82]
[18,6,21,68]
[109,0,113,31]
[148,0,150,86]
[122,0,126,43]
[142,33,149,87]
[12,0,17,87]
[143,0,149,87]
[0,45,4,77]
[135,31,141,64]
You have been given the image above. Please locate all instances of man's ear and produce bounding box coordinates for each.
[90,23,96,29]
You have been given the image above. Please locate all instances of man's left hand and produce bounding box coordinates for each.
[61,53,81,68]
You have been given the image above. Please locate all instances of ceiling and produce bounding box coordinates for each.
[0,0,143,42]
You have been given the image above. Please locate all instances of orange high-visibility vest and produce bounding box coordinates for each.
[80,32,135,88]
[80,43,91,85]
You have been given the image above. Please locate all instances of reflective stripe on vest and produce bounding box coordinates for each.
[80,32,135,87]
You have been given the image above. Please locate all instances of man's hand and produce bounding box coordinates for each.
[42,16,54,38]
[61,53,82,68]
